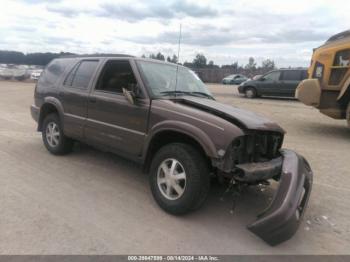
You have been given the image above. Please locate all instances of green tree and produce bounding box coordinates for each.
[261,59,275,70]
[149,52,165,61]
[192,53,207,68]
[245,57,256,70]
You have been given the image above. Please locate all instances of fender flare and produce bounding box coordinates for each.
[38,97,65,130]
[143,120,219,160]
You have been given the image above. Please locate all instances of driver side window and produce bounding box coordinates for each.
[96,60,137,94]
[264,71,281,81]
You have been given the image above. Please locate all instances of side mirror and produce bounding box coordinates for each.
[259,77,265,81]
[132,84,142,98]
[123,88,135,105]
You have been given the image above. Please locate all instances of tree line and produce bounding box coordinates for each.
[142,52,275,71]
[0,50,276,71]
[0,50,75,66]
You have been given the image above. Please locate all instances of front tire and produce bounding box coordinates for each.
[149,143,210,215]
[42,113,73,155]
[245,87,257,98]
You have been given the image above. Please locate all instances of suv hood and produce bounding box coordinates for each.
[178,97,285,133]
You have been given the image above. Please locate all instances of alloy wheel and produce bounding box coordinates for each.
[157,158,187,200]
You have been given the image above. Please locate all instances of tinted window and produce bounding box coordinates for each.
[63,62,79,86]
[282,70,301,81]
[96,60,137,93]
[38,59,70,88]
[264,71,280,81]
[70,60,99,89]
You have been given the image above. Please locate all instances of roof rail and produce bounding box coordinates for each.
[58,54,134,59]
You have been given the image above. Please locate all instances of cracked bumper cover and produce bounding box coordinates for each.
[247,149,313,246]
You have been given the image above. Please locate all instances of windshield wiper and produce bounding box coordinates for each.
[160,90,214,100]
[189,91,214,100]
[160,90,187,96]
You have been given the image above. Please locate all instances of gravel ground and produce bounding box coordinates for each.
[0,81,349,254]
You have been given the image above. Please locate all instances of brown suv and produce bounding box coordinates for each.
[30,55,313,245]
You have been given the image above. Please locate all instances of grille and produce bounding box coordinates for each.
[231,132,283,164]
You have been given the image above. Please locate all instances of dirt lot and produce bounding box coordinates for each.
[0,81,349,254]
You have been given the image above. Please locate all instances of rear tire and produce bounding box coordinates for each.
[42,113,73,155]
[149,143,210,215]
[245,87,257,98]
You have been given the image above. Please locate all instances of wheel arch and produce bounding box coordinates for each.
[244,85,258,92]
[38,97,64,131]
[142,122,217,173]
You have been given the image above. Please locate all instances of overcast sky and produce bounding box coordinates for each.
[1,0,349,67]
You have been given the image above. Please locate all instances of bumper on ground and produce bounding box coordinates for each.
[247,149,313,246]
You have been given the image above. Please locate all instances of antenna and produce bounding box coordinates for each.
[174,23,182,98]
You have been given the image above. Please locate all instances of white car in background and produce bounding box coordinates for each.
[30,70,42,80]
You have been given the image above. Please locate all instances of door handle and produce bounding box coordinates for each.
[89,97,97,103]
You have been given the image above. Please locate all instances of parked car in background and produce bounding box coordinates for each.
[30,70,42,80]
[30,55,312,246]
[238,69,308,98]
[222,74,248,85]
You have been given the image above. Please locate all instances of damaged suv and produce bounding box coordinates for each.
[30,55,313,245]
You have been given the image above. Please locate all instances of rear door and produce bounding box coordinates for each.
[85,59,150,157]
[280,70,302,97]
[60,59,100,139]
[256,71,282,96]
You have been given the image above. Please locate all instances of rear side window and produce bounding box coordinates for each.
[282,70,301,81]
[38,59,69,88]
[64,60,99,89]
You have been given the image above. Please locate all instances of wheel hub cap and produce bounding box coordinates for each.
[46,122,60,147]
[157,158,187,200]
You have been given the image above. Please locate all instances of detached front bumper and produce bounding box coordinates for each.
[247,149,313,246]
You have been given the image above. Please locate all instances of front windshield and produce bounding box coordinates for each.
[137,60,212,98]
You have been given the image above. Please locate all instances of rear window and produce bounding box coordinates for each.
[282,70,301,81]
[38,59,70,88]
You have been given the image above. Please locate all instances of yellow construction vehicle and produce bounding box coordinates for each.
[296,30,350,126]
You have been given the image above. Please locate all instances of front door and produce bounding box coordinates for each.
[257,71,282,96]
[85,59,150,156]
